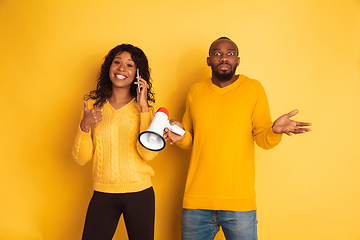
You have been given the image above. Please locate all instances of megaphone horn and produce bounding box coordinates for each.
[138,107,185,151]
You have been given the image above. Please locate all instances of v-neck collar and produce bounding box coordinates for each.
[106,98,135,112]
[207,75,244,94]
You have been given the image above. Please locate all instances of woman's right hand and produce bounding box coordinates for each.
[80,100,102,133]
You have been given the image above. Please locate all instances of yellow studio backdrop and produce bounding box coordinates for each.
[0,0,359,239]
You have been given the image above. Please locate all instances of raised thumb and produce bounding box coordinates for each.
[287,109,299,118]
[83,99,89,111]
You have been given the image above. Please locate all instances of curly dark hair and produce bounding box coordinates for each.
[85,44,155,108]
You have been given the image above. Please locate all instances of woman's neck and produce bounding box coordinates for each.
[108,88,134,110]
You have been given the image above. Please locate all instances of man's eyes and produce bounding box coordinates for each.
[214,52,235,56]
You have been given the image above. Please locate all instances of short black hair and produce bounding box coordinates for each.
[208,37,239,56]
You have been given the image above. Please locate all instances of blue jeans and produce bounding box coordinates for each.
[181,209,257,240]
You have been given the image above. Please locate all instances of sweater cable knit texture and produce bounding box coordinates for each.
[72,98,158,193]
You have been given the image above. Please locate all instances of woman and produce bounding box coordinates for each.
[72,44,158,240]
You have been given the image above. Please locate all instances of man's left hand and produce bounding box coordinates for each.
[272,109,312,136]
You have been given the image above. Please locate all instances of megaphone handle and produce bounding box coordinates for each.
[166,121,185,136]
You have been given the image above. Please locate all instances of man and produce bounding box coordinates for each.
[164,37,311,240]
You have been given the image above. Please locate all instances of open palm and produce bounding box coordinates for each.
[272,109,311,136]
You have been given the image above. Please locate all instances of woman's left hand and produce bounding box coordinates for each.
[134,76,149,112]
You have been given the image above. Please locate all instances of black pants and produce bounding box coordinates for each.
[82,187,155,240]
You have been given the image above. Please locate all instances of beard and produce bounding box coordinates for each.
[211,63,237,81]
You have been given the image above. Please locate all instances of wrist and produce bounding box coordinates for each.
[140,106,149,112]
[80,122,90,133]
[271,126,282,134]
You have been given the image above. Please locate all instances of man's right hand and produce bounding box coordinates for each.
[80,100,102,133]
[164,119,185,145]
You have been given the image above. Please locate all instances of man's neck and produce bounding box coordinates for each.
[211,74,239,88]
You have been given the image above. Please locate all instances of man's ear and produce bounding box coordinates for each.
[206,57,210,66]
[237,57,240,66]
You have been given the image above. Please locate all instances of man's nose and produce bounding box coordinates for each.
[220,55,228,63]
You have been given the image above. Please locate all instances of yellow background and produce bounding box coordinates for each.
[1,0,359,239]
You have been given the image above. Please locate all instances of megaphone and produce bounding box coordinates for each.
[138,107,185,151]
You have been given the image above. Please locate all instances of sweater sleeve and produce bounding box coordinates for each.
[72,126,94,166]
[176,91,194,149]
[136,110,159,161]
[252,81,283,150]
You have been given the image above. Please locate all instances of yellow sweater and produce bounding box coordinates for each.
[72,98,158,193]
[177,75,282,211]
